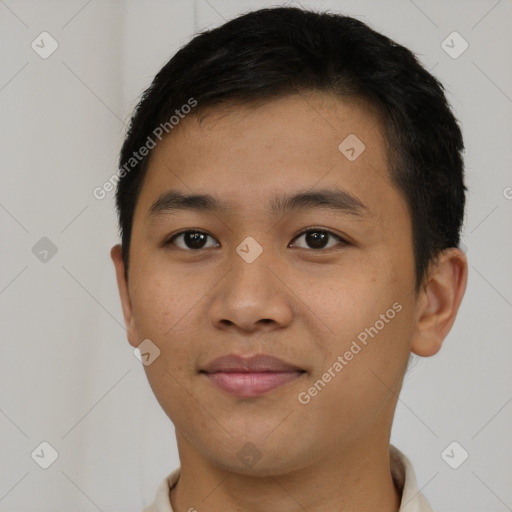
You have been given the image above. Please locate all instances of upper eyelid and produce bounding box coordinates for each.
[291,229,347,247]
[294,228,344,239]
[166,230,218,246]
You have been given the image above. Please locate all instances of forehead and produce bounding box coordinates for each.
[135,92,406,226]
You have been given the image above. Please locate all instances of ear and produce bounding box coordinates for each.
[410,247,468,357]
[110,244,139,348]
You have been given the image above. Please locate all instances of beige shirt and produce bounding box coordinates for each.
[142,444,433,512]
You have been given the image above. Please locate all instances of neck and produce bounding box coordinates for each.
[169,435,401,512]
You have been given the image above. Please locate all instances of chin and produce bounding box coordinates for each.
[201,435,312,478]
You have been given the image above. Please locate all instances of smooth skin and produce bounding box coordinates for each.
[111,92,467,512]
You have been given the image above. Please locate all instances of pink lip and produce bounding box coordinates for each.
[201,354,305,397]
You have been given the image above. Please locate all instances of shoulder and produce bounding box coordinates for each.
[390,444,435,512]
[142,467,181,512]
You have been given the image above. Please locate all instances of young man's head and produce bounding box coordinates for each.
[111,5,467,505]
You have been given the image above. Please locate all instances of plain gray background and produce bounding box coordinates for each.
[1,0,511,510]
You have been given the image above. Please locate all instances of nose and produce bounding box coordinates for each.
[208,246,294,333]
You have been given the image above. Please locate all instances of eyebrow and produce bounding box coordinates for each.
[147,188,372,219]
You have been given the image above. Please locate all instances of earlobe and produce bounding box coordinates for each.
[410,248,468,357]
[110,244,139,347]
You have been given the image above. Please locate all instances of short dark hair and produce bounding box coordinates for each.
[115,6,465,291]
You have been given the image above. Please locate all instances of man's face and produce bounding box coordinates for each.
[116,92,421,474]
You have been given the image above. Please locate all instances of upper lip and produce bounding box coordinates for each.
[202,354,305,373]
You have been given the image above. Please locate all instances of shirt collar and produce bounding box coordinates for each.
[143,444,433,512]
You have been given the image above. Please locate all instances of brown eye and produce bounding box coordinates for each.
[166,231,220,250]
[290,229,346,250]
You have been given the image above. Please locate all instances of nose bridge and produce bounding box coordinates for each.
[228,238,276,305]
[208,237,293,330]
[235,244,271,290]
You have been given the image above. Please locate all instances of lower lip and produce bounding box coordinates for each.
[204,371,304,397]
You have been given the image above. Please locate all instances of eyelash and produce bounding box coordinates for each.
[163,228,348,251]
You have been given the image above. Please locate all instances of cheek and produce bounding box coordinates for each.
[131,270,201,413]
[130,277,172,336]
[129,253,205,338]
[303,248,414,371]
[300,258,388,330]
[129,264,215,387]
[298,306,413,442]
